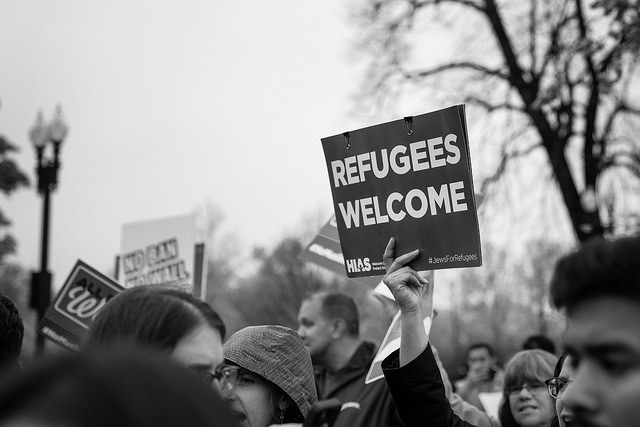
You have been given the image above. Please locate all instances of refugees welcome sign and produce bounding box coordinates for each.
[321,105,481,277]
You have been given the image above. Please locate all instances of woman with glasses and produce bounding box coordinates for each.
[84,285,226,387]
[498,350,557,427]
[546,353,574,427]
[219,325,317,427]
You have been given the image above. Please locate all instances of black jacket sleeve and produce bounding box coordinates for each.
[382,344,477,427]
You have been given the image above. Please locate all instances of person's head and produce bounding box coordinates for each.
[466,342,496,377]
[498,349,557,427]
[523,335,556,355]
[221,325,317,427]
[0,293,24,372]
[0,349,239,427]
[550,235,640,427]
[85,285,225,384]
[546,353,575,427]
[297,291,359,363]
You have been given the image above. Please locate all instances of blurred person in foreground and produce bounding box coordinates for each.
[297,291,403,427]
[550,235,640,427]
[546,353,575,427]
[455,342,504,411]
[84,285,226,386]
[220,324,317,427]
[0,293,24,374]
[0,349,239,427]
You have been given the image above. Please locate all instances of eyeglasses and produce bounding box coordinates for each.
[545,377,572,399]
[507,382,547,397]
[194,370,217,386]
[214,364,242,392]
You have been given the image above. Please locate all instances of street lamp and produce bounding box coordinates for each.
[29,105,69,356]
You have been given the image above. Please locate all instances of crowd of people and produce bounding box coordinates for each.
[0,233,638,427]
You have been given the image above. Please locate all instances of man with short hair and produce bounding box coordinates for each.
[0,293,24,373]
[550,235,640,427]
[455,342,504,411]
[297,291,403,427]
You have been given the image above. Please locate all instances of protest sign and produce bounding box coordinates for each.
[321,105,481,277]
[119,214,199,292]
[299,215,381,289]
[192,242,208,300]
[39,260,124,351]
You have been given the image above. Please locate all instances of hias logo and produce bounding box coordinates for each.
[345,257,372,273]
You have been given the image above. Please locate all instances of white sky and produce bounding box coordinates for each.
[1,0,375,282]
[1,0,591,297]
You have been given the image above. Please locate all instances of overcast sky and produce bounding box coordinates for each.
[1,0,384,282]
[2,0,588,296]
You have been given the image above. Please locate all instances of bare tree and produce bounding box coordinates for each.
[355,0,640,242]
[232,237,329,329]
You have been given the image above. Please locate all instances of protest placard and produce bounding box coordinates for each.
[119,214,199,293]
[39,260,124,351]
[299,215,381,289]
[321,105,482,277]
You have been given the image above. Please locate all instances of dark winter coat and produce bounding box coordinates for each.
[382,344,477,427]
[315,341,404,427]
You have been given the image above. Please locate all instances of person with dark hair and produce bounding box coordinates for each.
[84,285,225,386]
[220,325,317,426]
[455,342,504,411]
[297,291,403,427]
[522,335,556,355]
[545,353,575,427]
[0,293,24,373]
[550,235,640,427]
[497,350,557,427]
[0,349,239,427]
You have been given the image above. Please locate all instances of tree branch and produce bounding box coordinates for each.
[575,0,601,188]
[405,61,509,80]
[537,12,573,78]
[529,0,537,72]
[463,96,525,113]
[479,138,543,195]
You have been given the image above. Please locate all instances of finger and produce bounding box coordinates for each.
[423,280,434,298]
[406,271,427,290]
[389,267,426,290]
[418,270,432,284]
[382,237,396,270]
[387,249,421,274]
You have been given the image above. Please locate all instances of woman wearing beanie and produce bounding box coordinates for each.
[219,325,317,427]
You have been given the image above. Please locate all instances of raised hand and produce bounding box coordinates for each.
[382,236,433,366]
[382,237,429,315]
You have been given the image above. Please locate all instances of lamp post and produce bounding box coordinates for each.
[29,105,68,356]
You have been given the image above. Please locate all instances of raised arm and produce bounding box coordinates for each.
[382,237,431,366]
[381,237,478,427]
